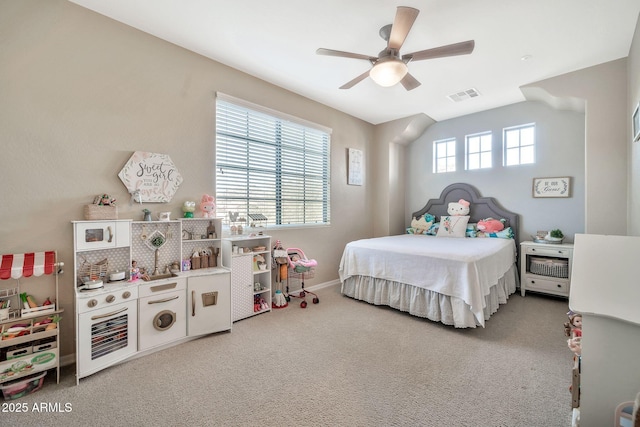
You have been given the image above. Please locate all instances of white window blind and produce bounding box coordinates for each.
[215,95,331,227]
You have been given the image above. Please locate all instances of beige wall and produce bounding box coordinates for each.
[372,114,434,237]
[0,0,375,360]
[629,14,640,235]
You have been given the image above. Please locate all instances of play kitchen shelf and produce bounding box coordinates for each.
[520,241,574,297]
[73,218,230,384]
[222,235,271,322]
[0,250,64,391]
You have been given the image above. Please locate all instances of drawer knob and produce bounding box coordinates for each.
[557,284,561,288]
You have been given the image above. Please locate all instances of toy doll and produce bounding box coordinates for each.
[129,260,140,281]
[565,311,582,355]
[564,312,582,338]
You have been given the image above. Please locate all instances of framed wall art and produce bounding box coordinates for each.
[347,148,363,186]
[532,177,571,198]
[118,151,183,202]
[633,102,640,142]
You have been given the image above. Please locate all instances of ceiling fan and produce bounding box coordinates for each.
[316,6,475,91]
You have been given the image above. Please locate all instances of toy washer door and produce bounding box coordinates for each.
[138,290,186,351]
[154,310,176,331]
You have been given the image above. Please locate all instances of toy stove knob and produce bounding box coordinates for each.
[106,295,116,303]
[87,299,98,308]
[122,291,131,299]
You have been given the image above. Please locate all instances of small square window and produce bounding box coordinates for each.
[465,132,492,170]
[433,138,456,173]
[503,124,535,166]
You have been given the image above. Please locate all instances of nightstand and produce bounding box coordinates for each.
[520,241,574,297]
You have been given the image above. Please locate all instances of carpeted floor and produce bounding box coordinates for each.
[2,284,573,426]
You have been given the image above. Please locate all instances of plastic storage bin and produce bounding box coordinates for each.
[0,371,46,400]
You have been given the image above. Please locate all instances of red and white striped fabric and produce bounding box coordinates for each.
[0,251,56,280]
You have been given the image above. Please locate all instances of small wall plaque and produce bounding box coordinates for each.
[532,177,571,198]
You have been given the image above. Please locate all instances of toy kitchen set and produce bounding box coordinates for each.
[73,216,233,384]
[72,151,240,384]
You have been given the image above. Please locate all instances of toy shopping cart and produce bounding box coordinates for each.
[285,247,318,308]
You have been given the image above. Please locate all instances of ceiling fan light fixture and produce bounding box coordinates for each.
[369,58,408,87]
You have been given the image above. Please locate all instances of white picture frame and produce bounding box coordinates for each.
[532,177,571,198]
[633,102,640,142]
[347,148,363,186]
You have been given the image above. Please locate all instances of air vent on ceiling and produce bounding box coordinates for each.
[448,88,480,103]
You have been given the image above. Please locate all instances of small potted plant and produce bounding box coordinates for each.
[546,229,564,243]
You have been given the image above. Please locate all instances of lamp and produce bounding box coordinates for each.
[369,57,408,87]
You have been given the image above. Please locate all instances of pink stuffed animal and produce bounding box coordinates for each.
[199,194,216,218]
[477,218,505,233]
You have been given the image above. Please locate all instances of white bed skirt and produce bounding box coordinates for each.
[340,264,519,328]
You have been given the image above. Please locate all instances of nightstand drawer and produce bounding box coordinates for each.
[524,276,569,296]
[524,246,571,258]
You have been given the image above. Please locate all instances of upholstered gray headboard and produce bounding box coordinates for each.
[412,183,520,253]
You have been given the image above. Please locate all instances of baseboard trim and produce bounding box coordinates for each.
[275,279,340,295]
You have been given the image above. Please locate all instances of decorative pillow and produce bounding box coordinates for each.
[410,213,435,235]
[436,215,470,238]
[476,226,514,239]
[466,223,478,238]
[425,222,439,235]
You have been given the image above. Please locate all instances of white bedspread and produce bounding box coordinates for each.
[338,234,516,326]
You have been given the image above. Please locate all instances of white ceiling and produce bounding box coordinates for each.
[69,0,640,125]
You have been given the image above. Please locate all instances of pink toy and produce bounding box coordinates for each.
[477,218,505,233]
[287,248,318,272]
[199,194,216,218]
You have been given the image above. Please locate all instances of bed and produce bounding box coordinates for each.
[339,183,519,328]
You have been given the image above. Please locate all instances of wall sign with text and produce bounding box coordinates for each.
[118,151,183,203]
[532,177,571,198]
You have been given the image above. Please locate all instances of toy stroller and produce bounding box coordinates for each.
[285,247,318,308]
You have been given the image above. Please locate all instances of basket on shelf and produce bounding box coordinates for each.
[530,257,568,278]
[78,257,109,281]
[83,204,118,220]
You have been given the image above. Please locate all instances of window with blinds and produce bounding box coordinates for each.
[215,95,331,227]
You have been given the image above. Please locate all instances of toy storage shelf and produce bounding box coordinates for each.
[222,235,271,322]
[0,251,63,388]
[520,241,574,297]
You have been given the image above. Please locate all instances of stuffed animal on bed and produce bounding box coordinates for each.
[410,213,435,234]
[477,218,505,233]
[447,199,470,216]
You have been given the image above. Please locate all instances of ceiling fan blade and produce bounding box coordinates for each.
[388,6,419,50]
[403,40,475,62]
[400,73,421,91]
[339,70,371,89]
[316,48,376,62]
